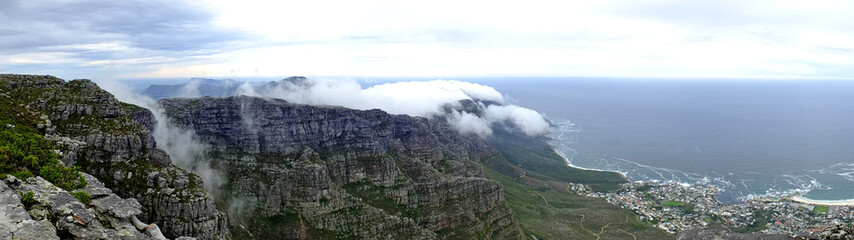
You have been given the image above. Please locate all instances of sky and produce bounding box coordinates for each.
[1,0,853,80]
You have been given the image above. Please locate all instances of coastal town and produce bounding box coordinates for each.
[568,181,854,238]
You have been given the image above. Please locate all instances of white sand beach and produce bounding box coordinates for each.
[789,195,854,206]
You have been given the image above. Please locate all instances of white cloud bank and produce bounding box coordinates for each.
[235,78,551,137]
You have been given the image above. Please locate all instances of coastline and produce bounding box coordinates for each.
[552,145,630,182]
[549,140,854,207]
[788,195,854,206]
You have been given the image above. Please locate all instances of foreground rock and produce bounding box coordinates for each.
[796,224,854,240]
[0,179,58,240]
[161,96,522,239]
[1,175,166,239]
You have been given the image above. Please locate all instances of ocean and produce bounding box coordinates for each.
[475,77,854,203]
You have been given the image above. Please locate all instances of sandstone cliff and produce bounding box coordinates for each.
[1,74,227,239]
[160,96,522,239]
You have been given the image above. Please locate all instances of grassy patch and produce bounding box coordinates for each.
[814,205,829,214]
[662,201,685,207]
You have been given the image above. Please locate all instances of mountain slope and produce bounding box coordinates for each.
[160,96,521,239]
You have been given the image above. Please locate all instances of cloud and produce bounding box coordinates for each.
[3,0,854,79]
[448,111,493,138]
[96,78,225,194]
[235,77,551,137]
[484,105,552,136]
[0,0,239,52]
[0,0,248,78]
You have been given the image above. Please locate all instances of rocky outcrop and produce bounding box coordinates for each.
[1,174,166,239]
[0,178,59,240]
[797,224,854,240]
[160,96,522,239]
[1,74,227,239]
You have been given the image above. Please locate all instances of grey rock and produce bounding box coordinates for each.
[3,175,168,240]
[10,220,58,240]
[1,179,60,240]
[160,96,521,239]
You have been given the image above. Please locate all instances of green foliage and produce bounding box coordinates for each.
[11,170,34,180]
[1,101,86,191]
[39,164,87,190]
[72,191,91,204]
[19,190,36,209]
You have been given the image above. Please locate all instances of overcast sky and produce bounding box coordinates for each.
[1,0,853,80]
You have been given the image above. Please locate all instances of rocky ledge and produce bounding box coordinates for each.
[1,174,168,239]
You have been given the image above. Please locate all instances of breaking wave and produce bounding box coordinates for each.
[549,118,839,204]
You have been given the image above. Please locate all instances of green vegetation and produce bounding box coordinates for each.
[481,130,674,239]
[662,200,685,207]
[19,190,37,208]
[735,211,770,233]
[72,191,91,204]
[0,103,87,190]
[484,168,674,239]
[661,200,695,214]
[343,180,422,219]
[231,210,356,240]
[488,130,625,191]
[814,205,829,214]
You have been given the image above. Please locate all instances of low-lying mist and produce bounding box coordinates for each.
[97,80,224,195]
[234,77,552,138]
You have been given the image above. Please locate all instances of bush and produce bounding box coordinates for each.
[72,191,91,204]
[39,164,86,190]
[1,127,86,191]
[11,169,33,180]
[20,190,36,208]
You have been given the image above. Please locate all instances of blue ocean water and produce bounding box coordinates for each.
[477,78,854,203]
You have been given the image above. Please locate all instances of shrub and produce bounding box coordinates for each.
[1,89,87,191]
[20,190,36,208]
[39,164,86,190]
[72,191,91,204]
[11,169,33,180]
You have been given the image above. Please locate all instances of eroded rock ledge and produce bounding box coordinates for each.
[1,174,168,239]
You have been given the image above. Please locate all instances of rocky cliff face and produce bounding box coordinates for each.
[160,96,522,239]
[1,74,228,239]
